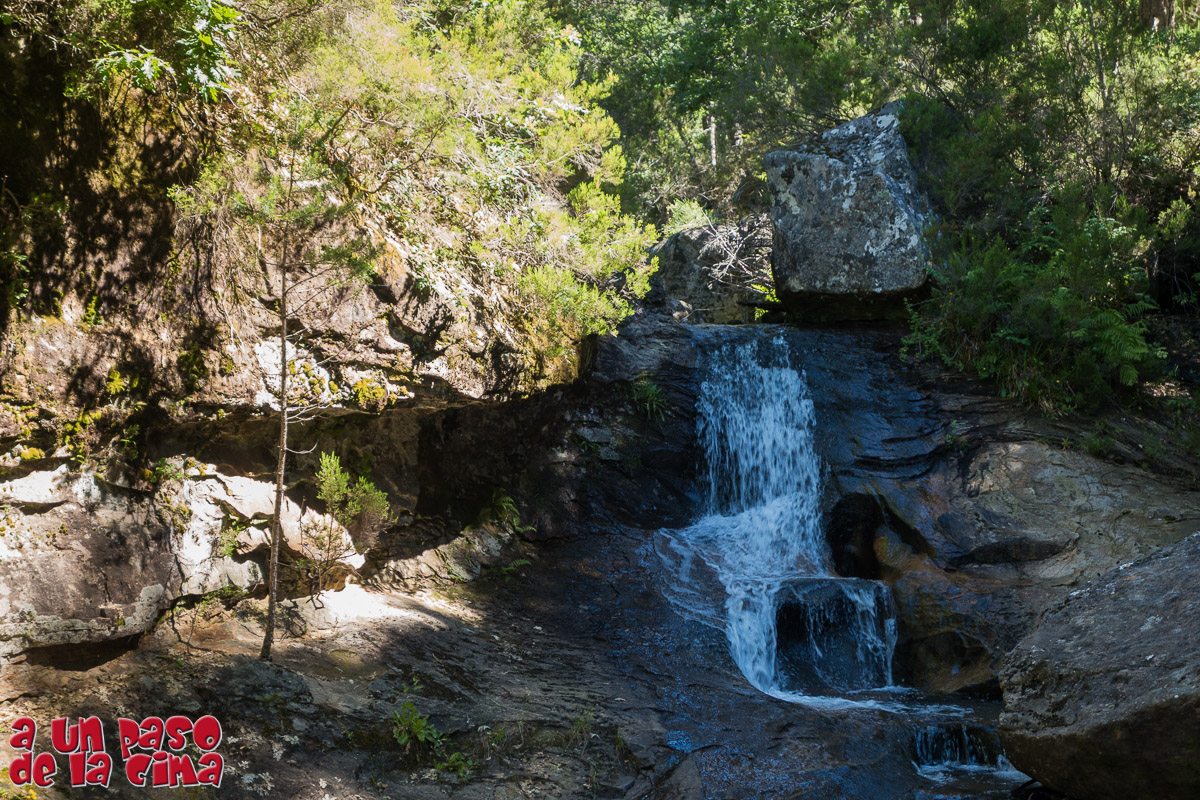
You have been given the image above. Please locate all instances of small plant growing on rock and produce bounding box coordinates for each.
[17,447,44,462]
[390,700,474,781]
[632,373,668,420]
[293,452,391,601]
[434,750,475,781]
[392,701,443,754]
[105,367,128,395]
[176,346,209,392]
[352,377,388,411]
[216,516,249,558]
[150,458,185,484]
[567,711,594,752]
[945,419,967,450]
[499,558,531,582]
[662,198,715,236]
[483,489,534,535]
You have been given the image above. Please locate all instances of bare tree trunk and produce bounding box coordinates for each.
[1140,0,1175,30]
[259,260,289,662]
[708,116,718,169]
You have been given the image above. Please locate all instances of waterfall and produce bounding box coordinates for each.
[656,334,896,700]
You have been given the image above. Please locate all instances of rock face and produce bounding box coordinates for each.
[766,106,931,315]
[774,577,894,693]
[646,217,770,324]
[999,533,1200,800]
[568,321,1200,698]
[781,328,1200,695]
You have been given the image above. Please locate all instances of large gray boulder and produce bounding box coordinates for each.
[766,106,931,316]
[998,532,1200,800]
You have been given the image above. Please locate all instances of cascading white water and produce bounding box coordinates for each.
[656,334,896,700]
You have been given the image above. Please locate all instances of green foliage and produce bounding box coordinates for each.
[662,199,715,236]
[389,698,474,778]
[315,451,391,536]
[518,266,631,339]
[566,0,893,213]
[632,373,668,420]
[105,367,127,395]
[904,187,1166,411]
[566,710,593,750]
[498,558,531,582]
[483,489,534,535]
[150,457,185,483]
[81,0,241,100]
[352,378,388,411]
[177,346,209,392]
[119,423,141,458]
[565,1,1200,412]
[18,447,45,462]
[434,750,475,780]
[888,9,1200,409]
[391,700,443,753]
[216,516,248,558]
[1,250,30,310]
[81,294,102,327]
[296,0,653,379]
[295,451,390,594]
[59,410,100,466]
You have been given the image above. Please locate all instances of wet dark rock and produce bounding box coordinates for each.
[920,722,1001,762]
[999,532,1200,800]
[775,578,894,693]
[827,493,887,579]
[781,327,1200,694]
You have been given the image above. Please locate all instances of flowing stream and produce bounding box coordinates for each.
[655,334,896,704]
[648,329,1029,794]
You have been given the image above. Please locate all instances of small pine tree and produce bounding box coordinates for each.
[173,96,380,660]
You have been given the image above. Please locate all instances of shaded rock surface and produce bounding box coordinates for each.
[0,391,573,661]
[603,320,1200,696]
[0,507,1020,800]
[999,532,1200,800]
[774,577,894,693]
[780,327,1200,695]
[646,218,770,324]
[766,106,931,317]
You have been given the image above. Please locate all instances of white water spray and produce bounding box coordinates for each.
[656,334,896,700]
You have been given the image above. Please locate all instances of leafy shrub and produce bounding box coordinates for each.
[392,701,442,753]
[632,373,668,420]
[662,199,715,236]
[904,188,1165,411]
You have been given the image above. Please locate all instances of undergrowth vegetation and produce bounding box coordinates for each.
[567,0,1200,418]
[2,0,1199,421]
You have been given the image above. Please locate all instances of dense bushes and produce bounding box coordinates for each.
[904,200,1163,411]
[566,0,1200,411]
[4,0,1199,409]
[895,5,1200,410]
